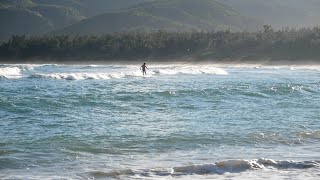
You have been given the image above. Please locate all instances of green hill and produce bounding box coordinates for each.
[3,0,320,42]
[53,0,260,36]
[0,0,151,41]
[0,0,84,40]
[0,8,53,40]
[32,0,153,16]
[134,0,260,30]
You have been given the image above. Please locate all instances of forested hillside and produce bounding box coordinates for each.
[0,8,53,41]
[0,0,151,41]
[2,0,320,47]
[52,0,260,36]
[0,0,83,41]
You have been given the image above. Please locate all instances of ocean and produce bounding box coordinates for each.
[0,63,320,179]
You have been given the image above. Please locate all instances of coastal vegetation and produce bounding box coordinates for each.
[1,26,320,62]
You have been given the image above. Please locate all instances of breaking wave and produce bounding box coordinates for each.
[28,66,228,80]
[29,71,145,80]
[152,66,228,75]
[171,158,318,175]
[0,67,22,79]
[0,64,45,79]
[84,158,319,179]
[296,131,320,139]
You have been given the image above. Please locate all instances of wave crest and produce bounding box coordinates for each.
[153,66,228,75]
[86,158,319,178]
[296,131,320,139]
[28,66,228,80]
[171,158,318,175]
[29,71,147,80]
[89,169,134,178]
[0,67,22,79]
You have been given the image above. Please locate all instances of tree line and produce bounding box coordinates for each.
[1,26,320,62]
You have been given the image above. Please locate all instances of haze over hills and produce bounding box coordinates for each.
[0,0,151,41]
[52,0,259,36]
[1,0,320,41]
[32,0,153,17]
[0,0,83,41]
[219,0,320,28]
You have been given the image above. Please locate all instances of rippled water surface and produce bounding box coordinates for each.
[1,63,320,179]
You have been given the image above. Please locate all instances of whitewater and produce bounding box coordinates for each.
[0,63,320,179]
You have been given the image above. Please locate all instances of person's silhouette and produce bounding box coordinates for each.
[140,63,148,75]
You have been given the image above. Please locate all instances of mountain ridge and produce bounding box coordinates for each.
[52,0,260,36]
[0,0,152,41]
[1,0,320,41]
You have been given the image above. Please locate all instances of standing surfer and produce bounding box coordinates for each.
[140,63,148,75]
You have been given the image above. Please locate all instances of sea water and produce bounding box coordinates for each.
[0,63,320,179]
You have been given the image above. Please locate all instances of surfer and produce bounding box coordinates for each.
[140,63,148,75]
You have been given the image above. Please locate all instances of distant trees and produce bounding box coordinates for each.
[1,27,320,62]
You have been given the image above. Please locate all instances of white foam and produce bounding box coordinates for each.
[15,64,43,70]
[2,64,52,70]
[31,73,111,80]
[29,65,227,80]
[0,67,22,79]
[153,65,228,75]
[0,64,229,80]
[0,64,51,79]
[29,70,151,80]
[218,64,320,71]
